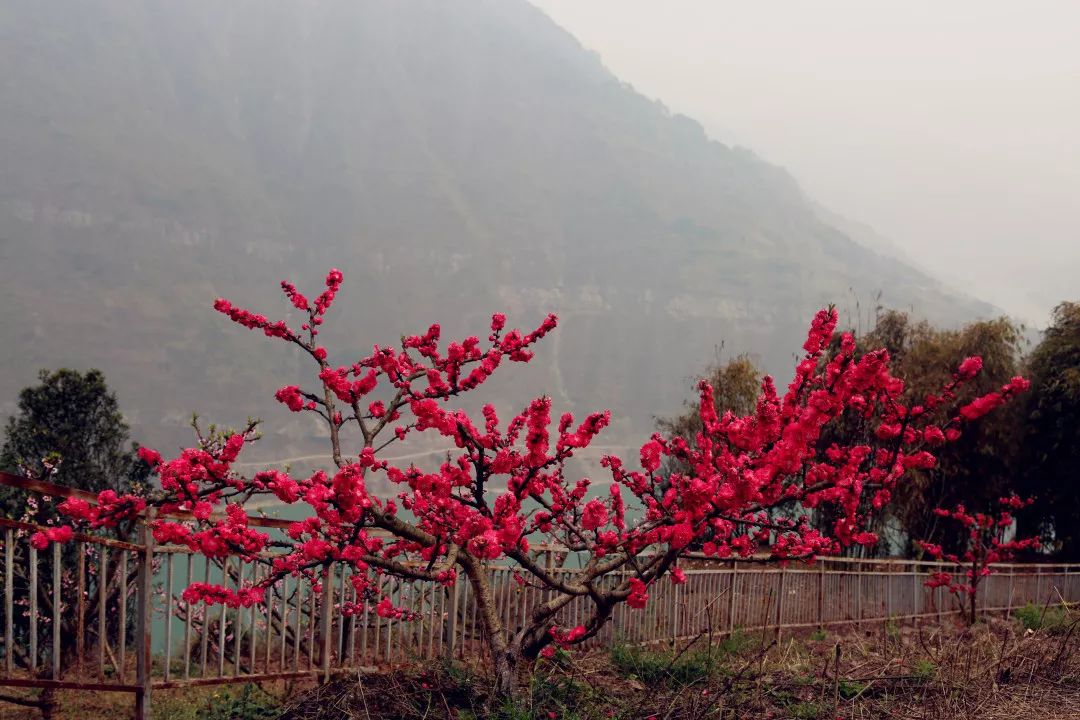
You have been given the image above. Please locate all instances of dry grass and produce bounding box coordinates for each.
[747,614,1080,720]
[281,611,1080,720]
[1,611,1076,719]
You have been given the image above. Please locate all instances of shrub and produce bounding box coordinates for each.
[789,700,824,719]
[912,658,936,679]
[608,640,743,686]
[197,684,280,720]
[1015,602,1073,634]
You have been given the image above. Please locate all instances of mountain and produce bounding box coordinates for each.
[0,0,996,472]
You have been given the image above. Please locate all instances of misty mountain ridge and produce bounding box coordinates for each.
[0,0,997,474]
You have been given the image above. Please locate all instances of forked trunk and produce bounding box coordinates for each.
[461,557,533,699]
[492,645,530,698]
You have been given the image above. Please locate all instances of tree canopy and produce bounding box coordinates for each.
[860,311,1027,555]
[0,368,150,526]
[656,354,761,472]
[1020,301,1080,559]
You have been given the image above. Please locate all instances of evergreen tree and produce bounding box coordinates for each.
[1,368,150,525]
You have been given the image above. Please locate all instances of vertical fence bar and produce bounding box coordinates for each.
[4,528,12,674]
[250,567,259,674]
[76,548,85,673]
[816,564,825,629]
[308,582,317,670]
[291,578,304,673]
[233,562,244,676]
[51,543,61,679]
[728,562,737,634]
[458,578,469,660]
[279,575,290,671]
[348,580,358,665]
[881,565,889,621]
[135,512,154,720]
[292,580,302,673]
[427,585,436,660]
[28,544,37,674]
[264,568,274,672]
[98,547,108,680]
[1006,571,1015,619]
[200,560,211,677]
[911,565,918,619]
[776,568,786,644]
[855,569,862,631]
[184,553,193,679]
[163,552,172,682]
[321,563,333,681]
[384,576,394,661]
[403,580,412,662]
[218,556,229,677]
[338,566,347,665]
[433,584,444,660]
[119,550,128,683]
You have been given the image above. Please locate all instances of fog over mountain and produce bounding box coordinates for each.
[0,0,998,473]
[536,0,1080,326]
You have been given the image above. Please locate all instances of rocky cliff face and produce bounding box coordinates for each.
[0,0,994,467]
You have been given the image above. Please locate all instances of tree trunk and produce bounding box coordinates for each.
[460,556,526,699]
[492,637,541,699]
[493,646,521,698]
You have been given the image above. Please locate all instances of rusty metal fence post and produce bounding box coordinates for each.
[135,509,155,720]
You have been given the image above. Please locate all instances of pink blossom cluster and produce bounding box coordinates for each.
[181,581,265,608]
[596,308,1022,568]
[29,524,73,549]
[548,624,587,651]
[58,490,146,529]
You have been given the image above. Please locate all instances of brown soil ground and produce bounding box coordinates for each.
[1,613,1077,719]
[280,614,1080,720]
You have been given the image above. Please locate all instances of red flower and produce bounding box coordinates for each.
[581,499,608,531]
[956,356,983,380]
[627,578,649,609]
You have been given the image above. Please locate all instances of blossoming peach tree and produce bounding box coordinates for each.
[917,495,1040,624]
[46,269,1028,694]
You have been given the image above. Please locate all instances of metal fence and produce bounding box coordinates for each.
[2,471,1078,719]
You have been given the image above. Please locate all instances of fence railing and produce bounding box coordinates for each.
[2,471,1078,719]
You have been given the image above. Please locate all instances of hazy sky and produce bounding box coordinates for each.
[534,0,1079,326]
